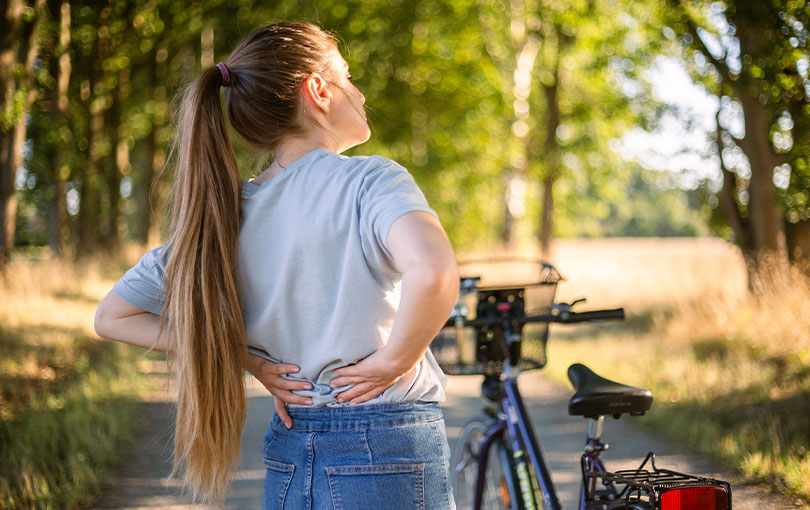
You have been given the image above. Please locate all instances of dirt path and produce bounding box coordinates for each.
[93,371,804,509]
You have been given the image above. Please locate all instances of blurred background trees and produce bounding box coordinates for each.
[1,0,808,287]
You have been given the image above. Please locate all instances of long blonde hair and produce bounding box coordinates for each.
[163,22,337,504]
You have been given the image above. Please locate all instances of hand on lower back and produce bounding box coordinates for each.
[244,353,314,405]
[330,349,416,405]
[244,354,315,429]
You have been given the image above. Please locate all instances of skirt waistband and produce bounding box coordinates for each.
[272,401,443,431]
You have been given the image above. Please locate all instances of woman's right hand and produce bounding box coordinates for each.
[244,354,313,428]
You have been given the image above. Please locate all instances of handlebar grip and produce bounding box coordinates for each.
[441,308,625,328]
[559,308,624,323]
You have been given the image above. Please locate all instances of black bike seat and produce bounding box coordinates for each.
[567,363,653,418]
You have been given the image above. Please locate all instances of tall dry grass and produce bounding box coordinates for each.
[0,248,156,510]
[460,238,810,502]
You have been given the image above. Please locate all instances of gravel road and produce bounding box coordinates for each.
[94,371,805,509]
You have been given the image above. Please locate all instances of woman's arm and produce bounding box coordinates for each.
[94,290,170,351]
[94,290,312,427]
[330,210,458,404]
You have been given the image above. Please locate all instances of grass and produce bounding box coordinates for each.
[466,238,810,503]
[3,238,809,506]
[0,249,160,510]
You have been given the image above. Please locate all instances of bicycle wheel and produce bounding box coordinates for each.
[452,418,518,509]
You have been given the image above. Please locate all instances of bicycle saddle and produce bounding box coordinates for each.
[567,363,653,418]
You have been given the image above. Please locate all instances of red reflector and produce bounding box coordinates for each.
[661,486,728,510]
[496,303,511,312]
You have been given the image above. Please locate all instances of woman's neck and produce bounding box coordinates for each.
[253,135,334,184]
[273,138,331,168]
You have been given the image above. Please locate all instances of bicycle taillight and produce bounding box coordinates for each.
[660,486,729,510]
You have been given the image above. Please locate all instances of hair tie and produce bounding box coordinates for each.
[216,62,231,87]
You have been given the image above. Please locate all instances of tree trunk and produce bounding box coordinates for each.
[501,168,522,247]
[1,0,25,265]
[499,0,540,249]
[106,64,132,253]
[46,0,71,258]
[679,3,791,290]
[714,112,750,253]
[785,219,810,266]
[105,96,122,252]
[538,27,562,259]
[137,41,170,247]
[134,128,156,245]
[0,1,25,116]
[78,100,103,256]
[539,174,554,258]
[0,0,43,266]
[77,33,105,256]
[738,92,787,265]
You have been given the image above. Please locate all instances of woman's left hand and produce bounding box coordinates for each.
[330,349,416,405]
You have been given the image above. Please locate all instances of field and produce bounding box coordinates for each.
[0,250,159,510]
[462,238,810,502]
[1,238,808,507]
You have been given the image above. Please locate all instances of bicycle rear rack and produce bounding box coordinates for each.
[583,452,733,509]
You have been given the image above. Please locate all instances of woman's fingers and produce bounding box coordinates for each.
[258,361,302,383]
[271,388,313,406]
[247,356,313,392]
[274,398,293,429]
[263,362,301,376]
[347,385,387,405]
[332,364,361,377]
[328,375,365,388]
[334,382,370,403]
[245,354,298,375]
[265,374,313,391]
[336,381,386,404]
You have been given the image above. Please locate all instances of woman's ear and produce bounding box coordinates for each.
[301,73,331,113]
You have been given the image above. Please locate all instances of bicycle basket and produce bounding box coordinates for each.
[430,260,562,376]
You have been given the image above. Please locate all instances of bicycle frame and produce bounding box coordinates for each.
[473,376,562,510]
[473,377,633,510]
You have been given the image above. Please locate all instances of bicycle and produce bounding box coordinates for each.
[430,263,732,510]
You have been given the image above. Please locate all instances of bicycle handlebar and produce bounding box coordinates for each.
[445,307,624,329]
[538,308,625,323]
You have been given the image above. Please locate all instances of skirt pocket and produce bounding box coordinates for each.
[263,458,295,510]
[326,463,425,510]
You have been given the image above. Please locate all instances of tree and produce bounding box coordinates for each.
[529,0,671,255]
[1,0,45,267]
[656,0,810,283]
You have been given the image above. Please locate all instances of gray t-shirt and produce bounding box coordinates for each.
[113,147,447,407]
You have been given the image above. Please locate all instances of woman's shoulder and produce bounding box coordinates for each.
[332,152,410,179]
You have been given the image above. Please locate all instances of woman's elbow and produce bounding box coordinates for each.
[418,258,459,301]
[94,290,127,340]
[94,301,112,339]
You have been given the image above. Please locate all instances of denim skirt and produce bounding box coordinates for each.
[261,402,455,510]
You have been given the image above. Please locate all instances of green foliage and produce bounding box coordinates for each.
[11,0,711,255]
[558,166,709,237]
[643,0,810,242]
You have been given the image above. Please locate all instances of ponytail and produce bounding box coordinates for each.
[163,65,246,504]
[156,21,340,504]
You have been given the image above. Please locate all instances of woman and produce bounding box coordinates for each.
[94,22,458,509]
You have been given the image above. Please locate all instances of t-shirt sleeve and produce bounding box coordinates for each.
[112,244,167,316]
[358,158,438,273]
